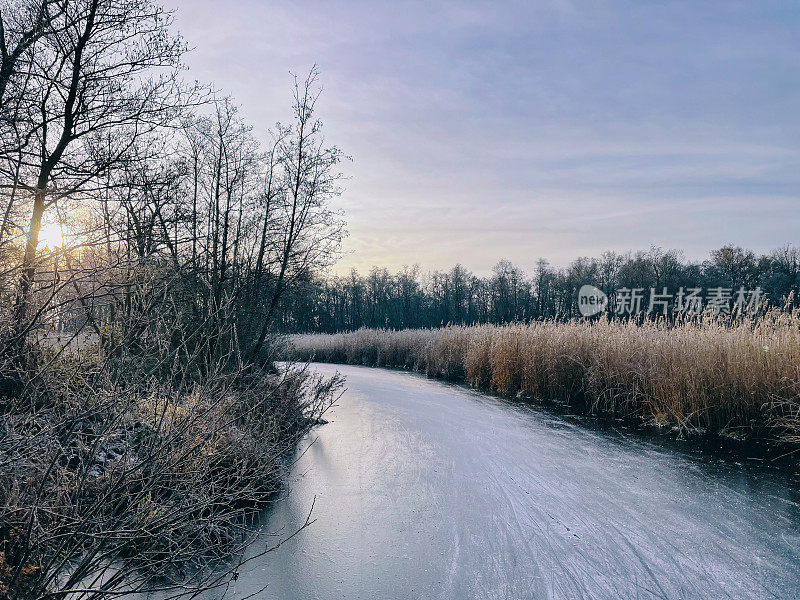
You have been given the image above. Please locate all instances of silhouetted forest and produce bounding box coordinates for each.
[277,244,800,331]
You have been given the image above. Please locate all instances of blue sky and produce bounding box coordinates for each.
[164,0,800,275]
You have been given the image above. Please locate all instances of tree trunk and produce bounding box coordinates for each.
[11,187,46,361]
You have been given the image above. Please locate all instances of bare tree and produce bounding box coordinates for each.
[5,0,193,360]
[249,67,346,360]
[0,0,62,109]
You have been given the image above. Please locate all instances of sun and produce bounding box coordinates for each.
[38,220,65,248]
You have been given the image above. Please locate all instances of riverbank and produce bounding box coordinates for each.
[0,356,341,599]
[288,313,800,446]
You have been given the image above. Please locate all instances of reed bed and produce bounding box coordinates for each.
[289,312,800,442]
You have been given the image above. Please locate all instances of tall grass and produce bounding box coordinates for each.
[289,312,800,442]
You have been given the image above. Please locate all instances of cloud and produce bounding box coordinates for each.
[163,0,800,275]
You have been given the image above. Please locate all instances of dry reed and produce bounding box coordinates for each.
[289,311,800,442]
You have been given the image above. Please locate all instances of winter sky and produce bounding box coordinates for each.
[164,0,800,275]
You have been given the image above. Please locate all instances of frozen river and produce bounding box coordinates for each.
[217,363,800,599]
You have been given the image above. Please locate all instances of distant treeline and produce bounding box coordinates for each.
[277,244,800,332]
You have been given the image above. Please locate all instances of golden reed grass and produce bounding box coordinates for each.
[289,310,800,442]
